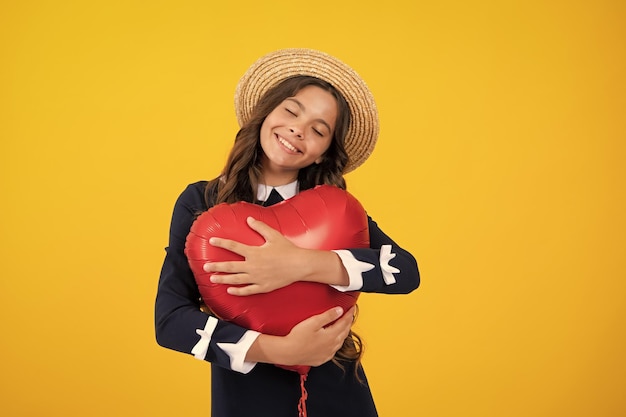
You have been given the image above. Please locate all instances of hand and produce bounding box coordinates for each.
[246,306,356,366]
[203,217,309,296]
[283,306,356,366]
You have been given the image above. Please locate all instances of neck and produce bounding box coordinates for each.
[261,175,298,187]
[260,159,298,186]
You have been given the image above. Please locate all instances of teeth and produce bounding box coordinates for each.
[278,137,298,152]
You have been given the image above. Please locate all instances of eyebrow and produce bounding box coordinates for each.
[285,98,333,133]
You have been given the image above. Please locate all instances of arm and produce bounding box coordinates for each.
[155,183,260,373]
[207,216,420,295]
[332,216,420,294]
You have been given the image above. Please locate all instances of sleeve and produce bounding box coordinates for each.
[331,216,420,294]
[154,183,259,374]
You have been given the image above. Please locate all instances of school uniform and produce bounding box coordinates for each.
[155,180,420,416]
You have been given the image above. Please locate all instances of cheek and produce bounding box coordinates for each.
[316,138,333,156]
[259,112,280,139]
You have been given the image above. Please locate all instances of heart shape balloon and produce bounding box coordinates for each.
[184,185,369,374]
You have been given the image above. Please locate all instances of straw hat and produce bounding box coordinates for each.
[234,48,379,173]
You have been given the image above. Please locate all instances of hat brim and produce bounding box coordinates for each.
[235,48,379,173]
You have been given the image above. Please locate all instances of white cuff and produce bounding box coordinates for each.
[191,316,219,360]
[217,330,261,374]
[331,250,374,292]
[380,244,400,285]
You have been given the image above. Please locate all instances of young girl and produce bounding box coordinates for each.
[155,48,420,417]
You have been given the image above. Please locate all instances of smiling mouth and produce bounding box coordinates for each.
[276,135,301,154]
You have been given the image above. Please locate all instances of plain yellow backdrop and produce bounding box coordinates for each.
[1,1,625,416]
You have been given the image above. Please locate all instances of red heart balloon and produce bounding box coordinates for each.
[185,185,369,373]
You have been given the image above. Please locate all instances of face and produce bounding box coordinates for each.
[259,85,338,185]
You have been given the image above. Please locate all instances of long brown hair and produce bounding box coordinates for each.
[206,75,364,374]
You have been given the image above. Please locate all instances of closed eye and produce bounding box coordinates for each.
[313,128,324,137]
[285,108,297,116]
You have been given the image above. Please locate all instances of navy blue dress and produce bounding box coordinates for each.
[155,181,420,416]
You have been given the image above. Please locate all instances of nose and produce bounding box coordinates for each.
[289,126,303,139]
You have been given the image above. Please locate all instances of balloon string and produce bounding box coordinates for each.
[297,373,308,417]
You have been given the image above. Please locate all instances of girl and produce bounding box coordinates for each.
[155,49,420,417]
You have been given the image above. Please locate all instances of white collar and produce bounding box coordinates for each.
[257,180,299,202]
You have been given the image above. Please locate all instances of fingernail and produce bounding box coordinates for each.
[335,307,344,317]
[209,237,217,245]
[203,263,211,272]
[210,275,218,283]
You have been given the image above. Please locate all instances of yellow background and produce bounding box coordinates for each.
[1,1,625,416]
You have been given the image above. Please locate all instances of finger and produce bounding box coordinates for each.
[333,306,357,330]
[226,284,262,297]
[246,217,280,241]
[209,237,249,256]
[203,261,247,274]
[209,272,251,285]
[311,306,345,329]
[322,306,355,334]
